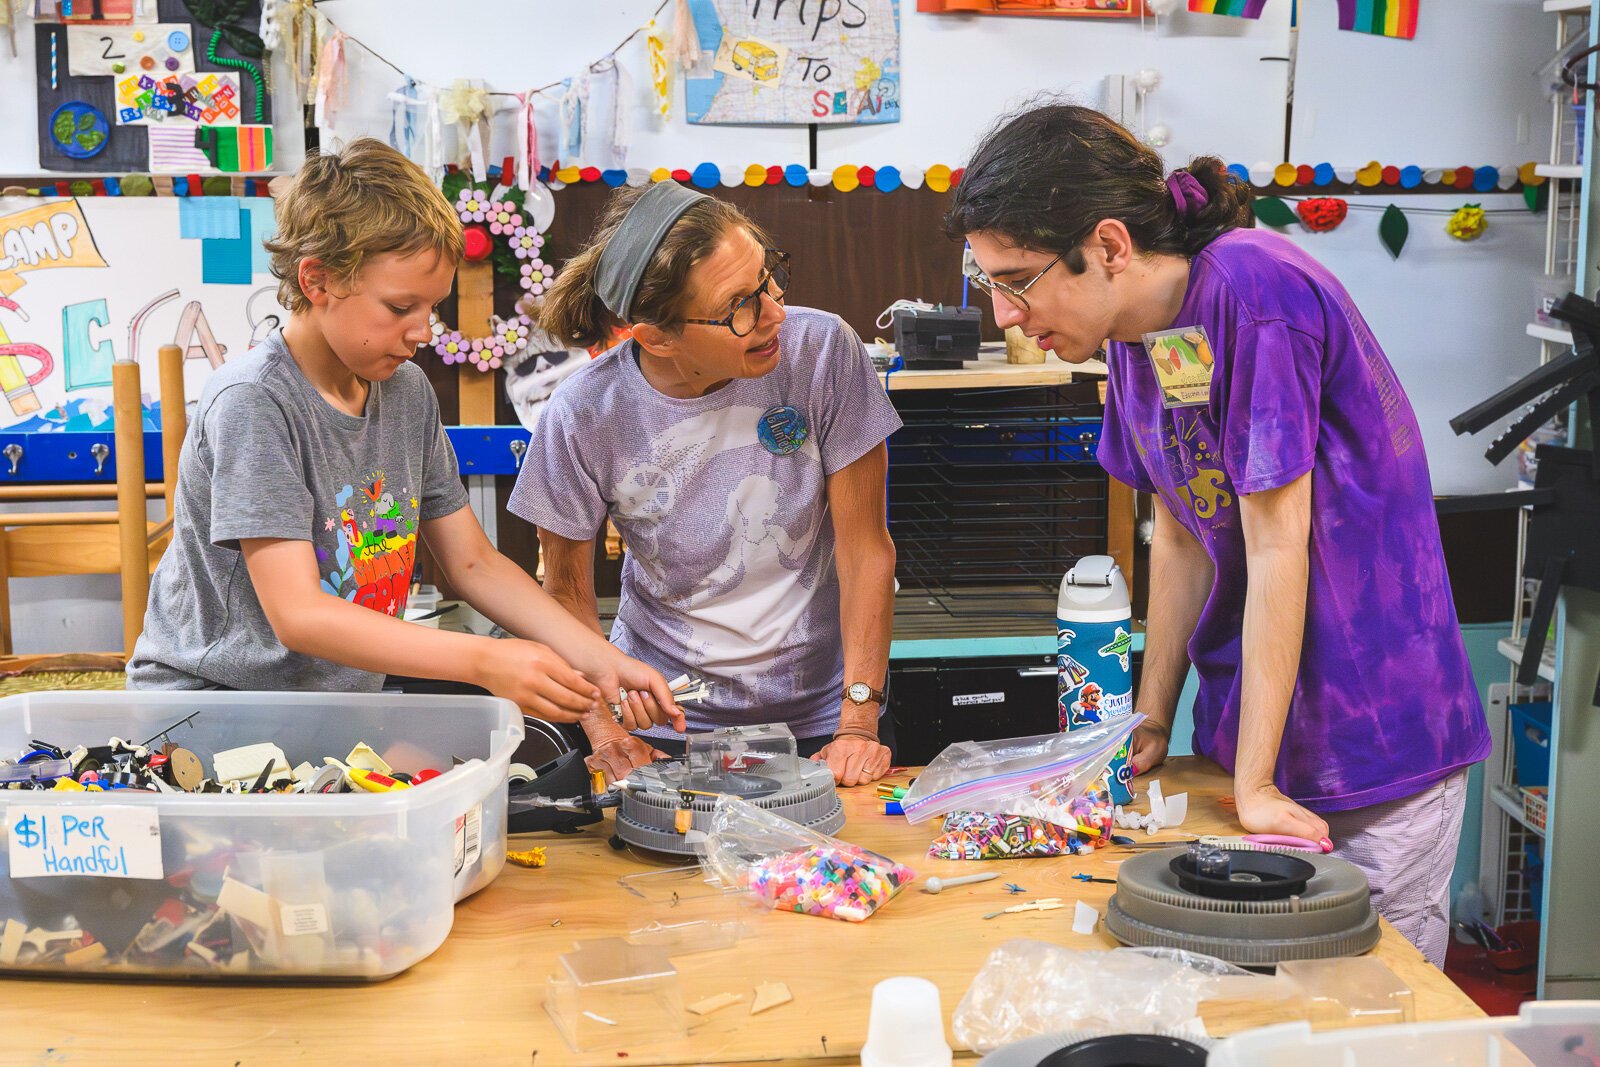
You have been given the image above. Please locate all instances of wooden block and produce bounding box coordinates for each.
[687,992,743,1016]
[750,981,792,1015]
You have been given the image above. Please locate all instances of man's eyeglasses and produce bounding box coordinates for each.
[684,250,791,337]
[964,253,1063,313]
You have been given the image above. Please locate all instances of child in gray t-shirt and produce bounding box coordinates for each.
[128,138,682,734]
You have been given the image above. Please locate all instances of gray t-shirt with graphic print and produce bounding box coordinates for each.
[508,306,903,740]
[127,330,470,692]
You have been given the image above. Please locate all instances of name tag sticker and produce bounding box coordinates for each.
[1141,326,1216,409]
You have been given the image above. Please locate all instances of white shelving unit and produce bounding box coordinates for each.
[1479,0,1589,931]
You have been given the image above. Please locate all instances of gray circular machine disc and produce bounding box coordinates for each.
[614,755,845,858]
[1105,846,1382,966]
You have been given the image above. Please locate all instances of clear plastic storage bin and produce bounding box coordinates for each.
[618,864,758,955]
[545,937,686,1052]
[0,690,521,980]
[1209,1000,1600,1066]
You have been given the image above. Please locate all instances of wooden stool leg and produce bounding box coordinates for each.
[0,532,12,656]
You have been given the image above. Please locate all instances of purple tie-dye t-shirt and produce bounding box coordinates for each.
[1096,229,1489,812]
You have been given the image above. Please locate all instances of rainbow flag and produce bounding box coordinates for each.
[1188,0,1268,16]
[1336,0,1418,38]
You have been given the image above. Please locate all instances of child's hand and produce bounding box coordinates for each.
[476,639,602,723]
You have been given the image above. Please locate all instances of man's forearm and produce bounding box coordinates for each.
[1136,506,1214,731]
[1235,540,1308,789]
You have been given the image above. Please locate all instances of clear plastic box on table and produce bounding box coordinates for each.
[1277,957,1415,1030]
[0,690,521,980]
[545,937,686,1052]
[617,864,759,955]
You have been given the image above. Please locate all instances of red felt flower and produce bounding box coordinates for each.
[1296,197,1348,232]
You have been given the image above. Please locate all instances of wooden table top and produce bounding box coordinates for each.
[0,756,1481,1065]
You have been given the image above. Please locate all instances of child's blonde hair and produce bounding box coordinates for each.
[266,138,464,313]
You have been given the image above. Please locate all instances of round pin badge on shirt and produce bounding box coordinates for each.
[757,404,809,456]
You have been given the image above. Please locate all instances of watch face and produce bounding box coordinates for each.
[848,684,870,703]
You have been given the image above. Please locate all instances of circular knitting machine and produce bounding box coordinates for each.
[612,725,844,859]
[1105,845,1381,966]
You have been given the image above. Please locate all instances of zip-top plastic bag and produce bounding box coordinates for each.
[694,794,916,922]
[900,714,1143,826]
[930,775,1115,860]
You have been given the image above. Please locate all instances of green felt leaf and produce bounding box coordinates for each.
[1379,204,1409,259]
[1251,196,1298,228]
[76,112,98,132]
[75,129,105,150]
[52,112,76,143]
[120,175,154,197]
[219,24,266,59]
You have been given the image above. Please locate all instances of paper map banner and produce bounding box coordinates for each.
[684,0,900,126]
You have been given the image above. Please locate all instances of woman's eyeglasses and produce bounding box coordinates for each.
[684,250,791,337]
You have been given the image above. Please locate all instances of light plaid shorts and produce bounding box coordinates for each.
[1321,770,1471,968]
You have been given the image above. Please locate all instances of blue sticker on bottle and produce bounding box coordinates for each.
[757,405,809,456]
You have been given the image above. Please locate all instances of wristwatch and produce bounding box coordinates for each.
[844,682,887,706]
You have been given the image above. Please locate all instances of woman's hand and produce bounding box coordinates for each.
[586,733,670,785]
[812,735,893,787]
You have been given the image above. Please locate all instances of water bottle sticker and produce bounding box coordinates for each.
[1096,626,1134,672]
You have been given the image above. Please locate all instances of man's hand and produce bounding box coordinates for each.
[1128,721,1171,777]
[811,735,892,787]
[1234,780,1331,846]
[586,734,670,785]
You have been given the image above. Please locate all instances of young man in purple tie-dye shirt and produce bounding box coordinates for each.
[948,105,1489,966]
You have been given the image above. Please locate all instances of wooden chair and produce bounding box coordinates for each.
[0,344,185,658]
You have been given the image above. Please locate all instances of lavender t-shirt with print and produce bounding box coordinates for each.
[1096,229,1489,812]
[509,307,903,741]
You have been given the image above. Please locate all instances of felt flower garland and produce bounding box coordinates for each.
[429,173,556,374]
[1446,204,1488,241]
[1295,197,1348,232]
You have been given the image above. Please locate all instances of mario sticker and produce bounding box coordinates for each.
[757,404,809,456]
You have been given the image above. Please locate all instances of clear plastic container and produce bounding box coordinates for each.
[0,690,521,980]
[1208,1000,1600,1066]
[617,865,757,955]
[1277,957,1414,1030]
[545,937,685,1052]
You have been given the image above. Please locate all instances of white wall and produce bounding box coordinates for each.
[1278,194,1545,496]
[315,0,1292,172]
[1292,0,1555,164]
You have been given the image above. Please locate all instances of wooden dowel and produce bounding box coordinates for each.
[1,512,120,527]
[112,360,148,655]
[457,260,498,426]
[158,343,185,519]
[0,483,163,502]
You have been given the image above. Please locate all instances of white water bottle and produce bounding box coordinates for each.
[1058,555,1136,804]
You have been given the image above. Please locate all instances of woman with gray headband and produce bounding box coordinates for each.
[507,183,903,788]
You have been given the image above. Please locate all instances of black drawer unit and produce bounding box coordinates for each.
[889,649,1146,766]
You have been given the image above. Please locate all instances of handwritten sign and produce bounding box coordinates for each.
[7,805,164,879]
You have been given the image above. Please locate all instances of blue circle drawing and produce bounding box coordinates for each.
[48,102,110,160]
[757,405,809,456]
